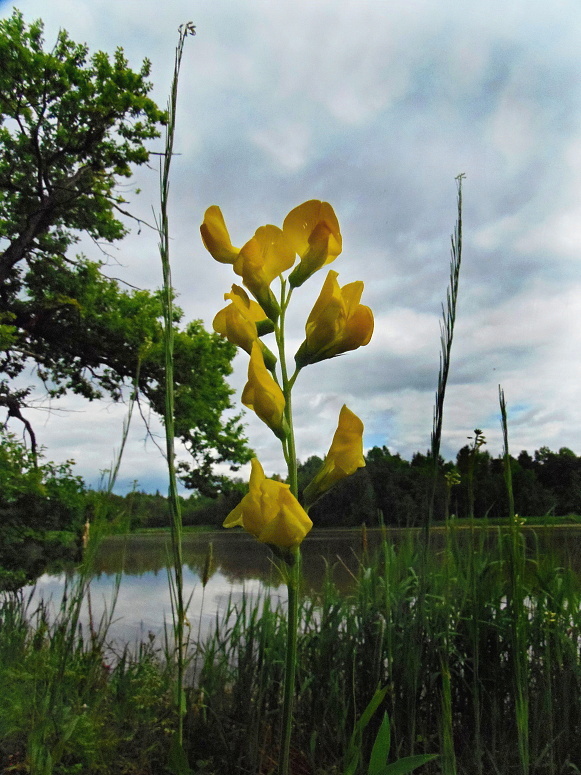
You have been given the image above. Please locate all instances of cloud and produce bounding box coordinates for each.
[3,0,581,491]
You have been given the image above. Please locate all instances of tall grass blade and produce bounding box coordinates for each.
[428,173,465,531]
[368,713,391,775]
[156,20,196,766]
[344,685,389,775]
[499,386,529,775]
[382,754,439,775]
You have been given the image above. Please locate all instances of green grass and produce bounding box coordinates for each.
[0,583,176,774]
[2,524,580,774]
[128,517,581,536]
[132,525,218,535]
[432,515,581,527]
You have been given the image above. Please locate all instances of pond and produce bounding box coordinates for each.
[25,529,364,647]
[24,525,581,648]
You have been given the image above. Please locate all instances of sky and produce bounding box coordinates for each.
[3,0,581,494]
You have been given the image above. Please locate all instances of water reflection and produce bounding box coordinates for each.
[25,526,581,648]
[91,530,365,589]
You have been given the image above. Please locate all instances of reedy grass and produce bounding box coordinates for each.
[186,526,581,774]
[428,173,465,532]
[415,173,465,774]
[500,387,529,774]
[0,591,175,774]
[0,322,145,774]
[2,524,581,773]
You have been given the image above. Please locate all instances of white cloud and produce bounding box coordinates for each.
[4,0,581,490]
[372,308,439,357]
[251,121,312,171]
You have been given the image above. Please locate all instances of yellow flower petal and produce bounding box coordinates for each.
[257,498,313,547]
[213,285,276,365]
[283,201,342,288]
[213,305,256,354]
[223,499,245,528]
[303,406,365,507]
[234,225,296,320]
[227,285,268,324]
[223,458,312,548]
[295,271,374,367]
[200,206,240,264]
[242,343,287,438]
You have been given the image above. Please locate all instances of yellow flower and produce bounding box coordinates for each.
[242,343,287,439]
[295,270,374,368]
[224,458,313,548]
[283,200,342,288]
[234,225,296,321]
[303,406,365,508]
[213,285,276,367]
[200,206,240,264]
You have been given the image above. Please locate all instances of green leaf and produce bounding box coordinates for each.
[168,732,192,775]
[344,686,389,775]
[368,713,391,775]
[356,686,389,737]
[383,754,439,775]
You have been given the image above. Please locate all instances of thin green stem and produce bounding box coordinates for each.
[157,21,195,753]
[274,277,301,775]
[275,281,298,498]
[287,367,301,392]
[500,386,529,775]
[280,551,300,775]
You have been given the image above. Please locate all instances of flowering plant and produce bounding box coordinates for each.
[202,200,372,547]
[201,199,373,774]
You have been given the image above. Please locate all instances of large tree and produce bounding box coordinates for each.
[0,11,251,492]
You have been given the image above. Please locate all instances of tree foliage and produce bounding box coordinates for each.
[0,429,86,589]
[294,443,581,528]
[0,11,251,490]
[0,10,164,280]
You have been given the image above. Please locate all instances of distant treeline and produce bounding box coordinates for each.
[112,443,581,530]
[3,435,581,589]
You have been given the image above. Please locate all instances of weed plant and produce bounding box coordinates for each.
[0,590,177,774]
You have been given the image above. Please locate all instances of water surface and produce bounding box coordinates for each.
[26,526,581,647]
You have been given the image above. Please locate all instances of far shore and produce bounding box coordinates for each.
[128,516,581,536]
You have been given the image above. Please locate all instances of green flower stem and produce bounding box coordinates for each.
[288,366,301,392]
[275,278,301,775]
[275,280,298,498]
[284,389,298,497]
[280,548,301,775]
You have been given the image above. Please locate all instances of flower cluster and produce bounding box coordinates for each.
[201,200,373,550]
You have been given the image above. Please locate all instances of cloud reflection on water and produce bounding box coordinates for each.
[24,530,356,647]
[25,527,580,649]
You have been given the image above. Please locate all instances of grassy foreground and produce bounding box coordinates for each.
[1,524,580,775]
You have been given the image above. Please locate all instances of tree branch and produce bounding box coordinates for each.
[0,166,92,285]
[2,395,38,466]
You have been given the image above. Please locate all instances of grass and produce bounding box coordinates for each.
[128,516,581,536]
[0,589,176,774]
[2,523,580,774]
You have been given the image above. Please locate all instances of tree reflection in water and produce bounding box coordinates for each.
[25,526,581,647]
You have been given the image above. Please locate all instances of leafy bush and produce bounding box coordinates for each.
[0,430,86,589]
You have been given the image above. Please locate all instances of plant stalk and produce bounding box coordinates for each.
[275,278,301,775]
[280,551,300,775]
[158,22,196,754]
